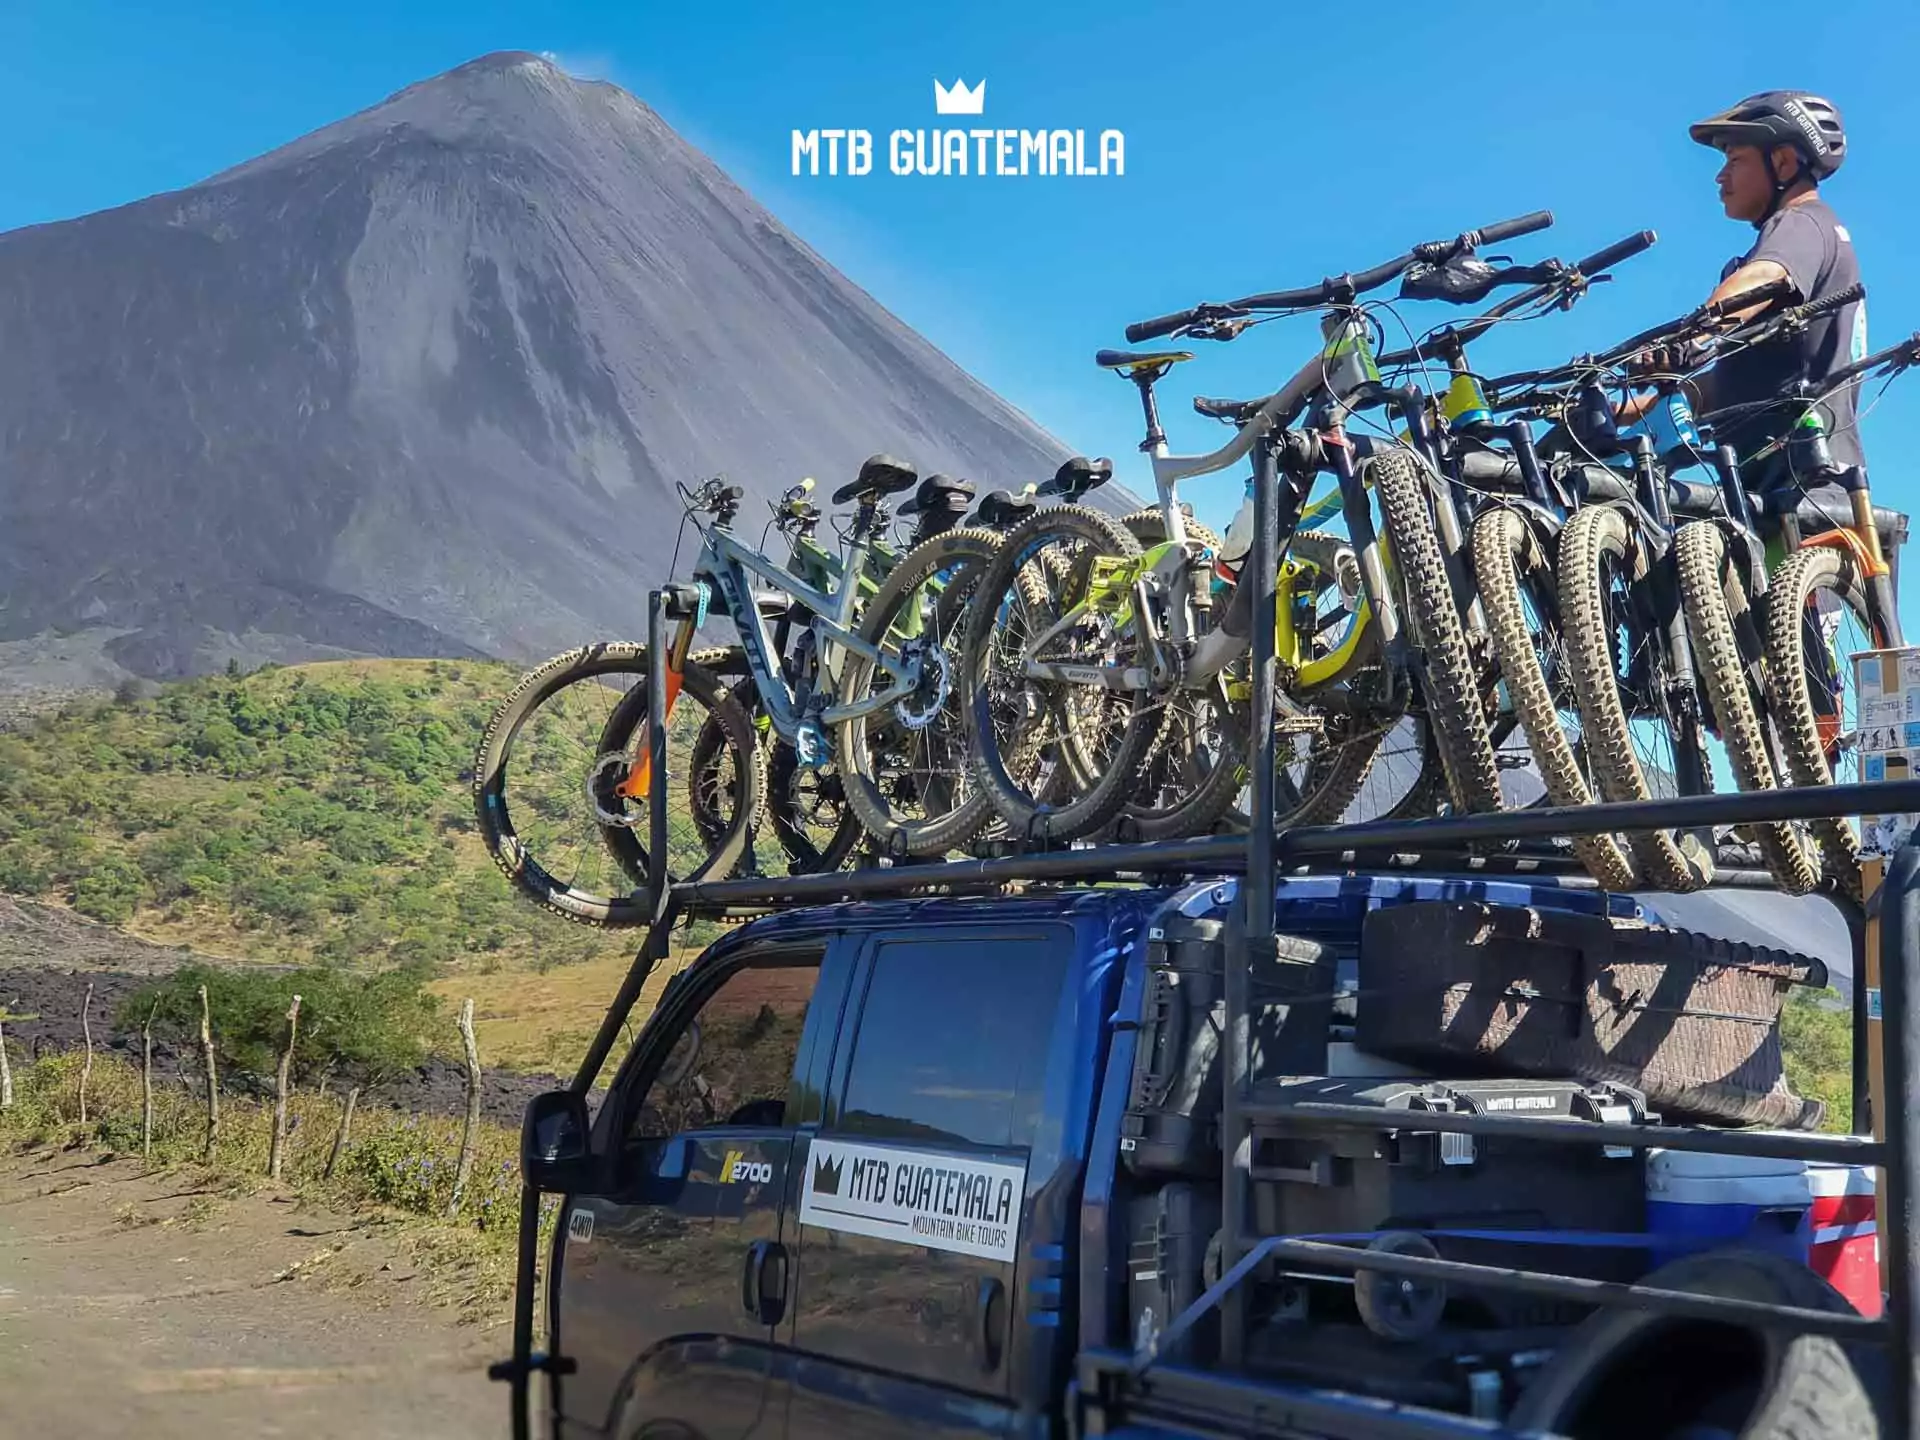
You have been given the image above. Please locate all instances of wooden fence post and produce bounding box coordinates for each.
[325,1085,360,1180]
[448,998,481,1217]
[199,983,219,1161]
[78,981,94,1127]
[269,994,301,1181]
[142,1001,157,1162]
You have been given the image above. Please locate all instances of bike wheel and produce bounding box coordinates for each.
[591,656,767,892]
[1762,544,1879,898]
[962,504,1162,843]
[765,740,864,875]
[1371,448,1503,813]
[1110,510,1244,842]
[1675,523,1819,894]
[1120,507,1224,555]
[836,526,1009,857]
[1558,507,1712,892]
[473,644,764,925]
[1474,507,1636,890]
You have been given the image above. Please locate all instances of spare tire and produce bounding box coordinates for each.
[1511,1249,1880,1438]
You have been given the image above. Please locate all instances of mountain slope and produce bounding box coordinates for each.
[0,51,1083,684]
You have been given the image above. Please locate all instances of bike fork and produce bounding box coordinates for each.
[1326,427,1404,661]
[616,614,699,800]
[1394,390,1484,640]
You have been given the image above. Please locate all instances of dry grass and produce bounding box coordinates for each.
[0,1051,556,1322]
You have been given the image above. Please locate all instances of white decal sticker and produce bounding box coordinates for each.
[799,1138,1026,1262]
[567,1208,594,1244]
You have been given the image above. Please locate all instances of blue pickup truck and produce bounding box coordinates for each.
[510,872,1881,1440]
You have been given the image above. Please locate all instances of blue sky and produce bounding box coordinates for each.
[4,0,1917,578]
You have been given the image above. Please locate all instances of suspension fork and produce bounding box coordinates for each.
[1628,437,1714,841]
[1504,419,1558,514]
[1323,424,1405,665]
[1390,389,1483,640]
[1844,467,1905,648]
[615,614,700,799]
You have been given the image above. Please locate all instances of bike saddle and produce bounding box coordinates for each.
[899,473,975,516]
[1037,456,1114,502]
[833,454,919,505]
[976,487,1038,527]
[1193,395,1264,424]
[1094,348,1195,376]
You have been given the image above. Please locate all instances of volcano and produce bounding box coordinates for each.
[0,51,1082,688]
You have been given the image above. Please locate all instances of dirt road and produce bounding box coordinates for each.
[0,1147,506,1439]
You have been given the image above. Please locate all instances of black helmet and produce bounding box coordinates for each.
[1690,91,1846,180]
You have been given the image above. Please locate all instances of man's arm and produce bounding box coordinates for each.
[1616,212,1820,420]
[1706,257,1796,322]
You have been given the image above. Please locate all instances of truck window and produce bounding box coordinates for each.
[836,931,1068,1148]
[626,956,821,1142]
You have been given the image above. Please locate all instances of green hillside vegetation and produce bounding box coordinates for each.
[0,658,624,975]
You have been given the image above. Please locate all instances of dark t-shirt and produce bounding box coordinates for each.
[1702,196,1868,484]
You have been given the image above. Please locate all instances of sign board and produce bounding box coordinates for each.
[1856,647,1920,855]
[798,1137,1027,1263]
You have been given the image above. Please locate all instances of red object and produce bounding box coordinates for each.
[1807,1164,1881,1317]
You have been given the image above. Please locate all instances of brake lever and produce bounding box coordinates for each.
[1190,317,1253,342]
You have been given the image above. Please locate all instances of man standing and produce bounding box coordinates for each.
[1679,92,1865,504]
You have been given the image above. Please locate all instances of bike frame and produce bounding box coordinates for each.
[689,518,922,740]
[1019,315,1413,697]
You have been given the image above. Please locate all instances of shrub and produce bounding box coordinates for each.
[123,964,444,1090]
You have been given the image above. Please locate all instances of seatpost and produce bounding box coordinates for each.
[1133,371,1167,452]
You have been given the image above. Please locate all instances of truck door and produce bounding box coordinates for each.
[782,926,1073,1440]
[557,942,842,1440]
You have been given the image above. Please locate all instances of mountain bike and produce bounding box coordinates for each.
[698,469,980,874]
[958,212,1565,845]
[473,458,1007,922]
[1744,331,1919,895]
[1483,280,1858,893]
[1465,279,1815,891]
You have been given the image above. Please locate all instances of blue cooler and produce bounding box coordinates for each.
[1646,1148,1812,1264]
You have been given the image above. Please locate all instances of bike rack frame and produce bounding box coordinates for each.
[497,478,1920,1436]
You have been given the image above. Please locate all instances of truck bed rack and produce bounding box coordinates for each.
[494,521,1920,1437]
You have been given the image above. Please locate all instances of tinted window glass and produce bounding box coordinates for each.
[628,957,820,1140]
[837,931,1068,1149]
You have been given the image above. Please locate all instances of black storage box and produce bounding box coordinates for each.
[1121,915,1333,1176]
[1356,901,1827,1129]
[1249,1075,1654,1318]
[1126,1182,1221,1364]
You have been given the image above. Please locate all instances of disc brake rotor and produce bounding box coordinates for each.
[892,641,952,731]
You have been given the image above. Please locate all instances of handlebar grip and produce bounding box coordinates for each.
[1796,280,1865,321]
[1710,276,1796,319]
[1469,210,1554,247]
[1125,309,1198,344]
[1577,229,1657,276]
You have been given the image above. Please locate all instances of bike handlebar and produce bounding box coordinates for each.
[1574,228,1659,279]
[1123,210,1554,342]
[1374,229,1658,370]
[1466,210,1558,249]
[1484,276,1799,397]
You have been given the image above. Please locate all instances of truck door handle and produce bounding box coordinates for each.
[741,1239,787,1326]
[974,1276,1006,1373]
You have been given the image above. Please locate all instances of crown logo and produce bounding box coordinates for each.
[934,79,985,116]
[812,1152,843,1196]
